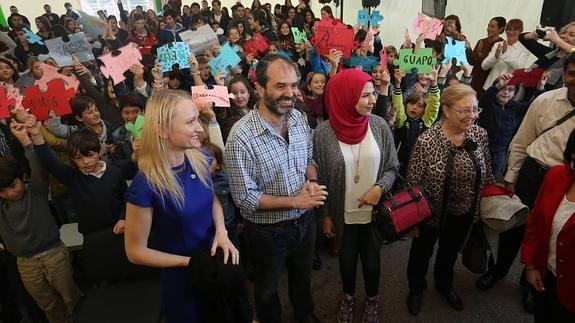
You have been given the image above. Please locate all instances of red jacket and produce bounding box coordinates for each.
[521,164,575,313]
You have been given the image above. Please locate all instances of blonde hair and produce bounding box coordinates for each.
[138,90,210,208]
[560,21,575,35]
[440,83,476,108]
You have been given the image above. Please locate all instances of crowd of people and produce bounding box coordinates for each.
[1,1,575,323]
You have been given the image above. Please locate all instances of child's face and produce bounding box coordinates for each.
[307,74,326,97]
[121,106,141,124]
[406,98,426,119]
[387,52,397,62]
[71,151,101,174]
[168,77,181,89]
[228,29,240,43]
[418,74,430,87]
[0,178,25,201]
[230,81,250,109]
[199,64,211,81]
[280,24,290,36]
[77,103,101,127]
[268,45,279,54]
[371,66,384,86]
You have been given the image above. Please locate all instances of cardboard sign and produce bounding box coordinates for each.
[291,27,307,44]
[442,36,469,66]
[312,17,355,59]
[23,28,44,45]
[508,67,546,87]
[5,87,23,111]
[357,9,384,26]
[125,114,144,140]
[35,63,79,92]
[393,48,436,74]
[22,79,75,121]
[207,43,242,77]
[243,33,269,58]
[77,10,107,39]
[379,48,388,71]
[45,32,95,67]
[191,85,235,107]
[179,25,219,56]
[413,13,444,40]
[156,42,191,72]
[99,44,143,84]
[363,28,376,53]
[0,87,15,119]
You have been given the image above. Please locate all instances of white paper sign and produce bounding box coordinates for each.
[179,25,220,56]
[45,32,95,67]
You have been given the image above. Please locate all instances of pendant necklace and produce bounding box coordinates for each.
[351,143,362,183]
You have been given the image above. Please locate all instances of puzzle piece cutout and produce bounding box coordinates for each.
[442,36,468,66]
[291,27,307,44]
[99,44,143,84]
[243,33,270,58]
[191,85,235,107]
[0,87,16,119]
[156,42,191,72]
[179,25,219,56]
[393,48,436,74]
[379,48,388,71]
[45,32,94,67]
[207,43,242,77]
[124,114,144,140]
[357,10,384,26]
[312,17,355,59]
[23,28,43,45]
[34,63,79,92]
[22,79,75,121]
[412,13,444,40]
[363,27,376,53]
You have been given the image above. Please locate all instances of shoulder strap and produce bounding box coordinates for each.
[539,107,575,138]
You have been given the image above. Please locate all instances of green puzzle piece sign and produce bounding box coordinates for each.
[393,48,436,74]
[125,115,144,140]
[291,27,307,44]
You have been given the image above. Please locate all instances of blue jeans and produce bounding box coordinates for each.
[245,211,316,323]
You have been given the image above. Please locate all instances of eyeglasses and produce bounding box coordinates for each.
[499,87,516,93]
[449,106,482,117]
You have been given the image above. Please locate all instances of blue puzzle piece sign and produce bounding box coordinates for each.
[24,28,44,45]
[357,10,384,26]
[393,48,436,74]
[207,43,241,76]
[442,36,469,66]
[156,42,191,72]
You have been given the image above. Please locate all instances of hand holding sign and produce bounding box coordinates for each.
[23,28,43,45]
[442,36,469,66]
[45,32,95,67]
[311,17,355,59]
[379,48,388,71]
[207,43,241,77]
[191,85,235,107]
[291,27,307,44]
[507,67,546,88]
[357,10,384,26]
[99,44,143,84]
[179,25,219,56]
[413,13,444,40]
[393,48,436,74]
[35,63,80,92]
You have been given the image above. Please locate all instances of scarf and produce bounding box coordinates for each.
[324,69,373,144]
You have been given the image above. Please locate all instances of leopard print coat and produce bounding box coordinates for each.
[407,123,495,227]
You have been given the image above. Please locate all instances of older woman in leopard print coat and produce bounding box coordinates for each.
[405,84,495,316]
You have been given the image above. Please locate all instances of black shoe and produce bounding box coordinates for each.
[522,289,535,314]
[312,254,322,270]
[407,291,423,316]
[475,271,502,290]
[437,288,464,311]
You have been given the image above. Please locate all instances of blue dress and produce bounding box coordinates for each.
[126,158,214,323]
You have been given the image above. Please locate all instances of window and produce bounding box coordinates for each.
[80,0,154,17]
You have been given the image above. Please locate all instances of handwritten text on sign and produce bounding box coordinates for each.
[191,85,235,107]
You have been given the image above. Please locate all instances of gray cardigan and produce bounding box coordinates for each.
[313,115,400,249]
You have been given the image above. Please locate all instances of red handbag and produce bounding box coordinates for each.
[372,183,433,244]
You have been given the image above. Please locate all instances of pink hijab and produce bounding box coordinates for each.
[324,69,373,144]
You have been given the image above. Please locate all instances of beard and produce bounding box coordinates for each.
[263,90,295,116]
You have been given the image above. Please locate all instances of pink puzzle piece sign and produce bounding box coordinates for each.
[191,85,235,107]
[99,44,143,84]
[379,48,388,71]
[412,13,444,40]
[34,63,79,92]
[312,17,355,59]
[363,28,376,53]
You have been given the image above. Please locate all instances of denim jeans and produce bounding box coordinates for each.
[245,211,316,323]
[17,243,81,323]
[339,223,381,297]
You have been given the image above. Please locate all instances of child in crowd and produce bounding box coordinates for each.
[0,117,81,323]
[111,92,146,178]
[393,67,440,175]
[32,126,128,236]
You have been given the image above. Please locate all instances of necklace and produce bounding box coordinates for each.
[351,143,362,183]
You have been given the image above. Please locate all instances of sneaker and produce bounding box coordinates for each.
[336,296,354,323]
[362,295,379,323]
